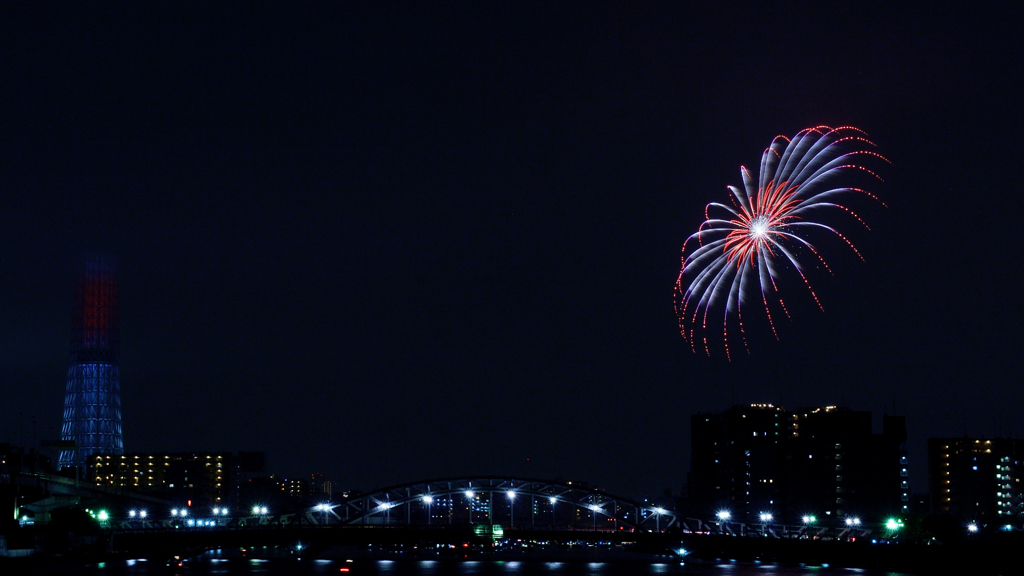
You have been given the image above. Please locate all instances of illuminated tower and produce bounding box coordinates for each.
[58,258,123,473]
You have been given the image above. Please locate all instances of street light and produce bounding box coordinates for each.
[715,510,731,535]
[252,505,268,525]
[967,522,978,533]
[507,491,516,527]
[422,496,433,525]
[844,516,861,539]
[654,507,666,532]
[465,491,475,524]
[315,503,331,526]
[759,512,772,535]
[590,504,601,530]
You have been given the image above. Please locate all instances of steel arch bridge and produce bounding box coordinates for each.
[301,477,677,532]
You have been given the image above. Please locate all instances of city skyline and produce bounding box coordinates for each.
[1,4,1022,499]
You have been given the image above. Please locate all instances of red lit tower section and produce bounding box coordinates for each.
[58,257,124,473]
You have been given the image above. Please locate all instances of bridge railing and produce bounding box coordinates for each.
[297,477,678,532]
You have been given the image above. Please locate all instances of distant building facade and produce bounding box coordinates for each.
[280,477,315,500]
[690,404,908,525]
[928,438,1023,526]
[690,404,787,520]
[786,407,908,522]
[310,472,332,498]
[87,451,266,509]
[275,473,336,504]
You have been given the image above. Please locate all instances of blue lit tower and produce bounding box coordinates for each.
[58,258,124,473]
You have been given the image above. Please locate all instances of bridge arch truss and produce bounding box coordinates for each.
[307,477,676,532]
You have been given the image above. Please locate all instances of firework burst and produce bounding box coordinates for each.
[675,126,888,359]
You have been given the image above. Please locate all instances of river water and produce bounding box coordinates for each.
[29,555,912,576]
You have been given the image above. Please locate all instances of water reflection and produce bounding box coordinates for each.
[30,556,916,576]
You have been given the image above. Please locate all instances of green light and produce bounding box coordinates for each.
[885,518,901,530]
[97,510,109,521]
[473,524,504,540]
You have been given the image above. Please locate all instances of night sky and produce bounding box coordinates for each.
[1,4,1022,500]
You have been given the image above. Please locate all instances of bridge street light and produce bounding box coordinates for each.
[252,505,268,526]
[507,491,516,528]
[171,508,188,522]
[315,503,331,526]
[844,516,861,540]
[716,510,730,534]
[801,515,816,538]
[465,491,475,524]
[422,495,433,526]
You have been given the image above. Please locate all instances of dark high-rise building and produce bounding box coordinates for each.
[928,438,1023,525]
[58,258,123,473]
[690,404,907,525]
[690,404,787,523]
[786,407,908,522]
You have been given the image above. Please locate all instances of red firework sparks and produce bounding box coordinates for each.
[674,126,888,359]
